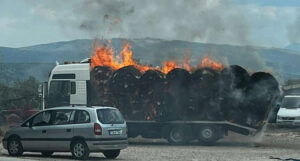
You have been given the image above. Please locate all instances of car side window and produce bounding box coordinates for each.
[32,111,51,126]
[51,110,74,125]
[75,110,90,124]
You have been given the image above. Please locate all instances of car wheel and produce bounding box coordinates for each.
[198,126,219,145]
[103,150,120,159]
[7,137,23,156]
[41,151,54,157]
[71,140,89,160]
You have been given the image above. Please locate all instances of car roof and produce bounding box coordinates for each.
[43,106,117,111]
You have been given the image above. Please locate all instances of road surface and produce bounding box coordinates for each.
[1,130,300,161]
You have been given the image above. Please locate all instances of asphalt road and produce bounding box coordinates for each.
[1,131,300,161]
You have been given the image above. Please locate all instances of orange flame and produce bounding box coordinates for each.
[199,56,224,71]
[162,61,180,74]
[91,42,152,72]
[90,45,118,69]
[91,41,225,73]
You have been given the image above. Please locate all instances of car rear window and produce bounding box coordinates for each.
[97,109,124,124]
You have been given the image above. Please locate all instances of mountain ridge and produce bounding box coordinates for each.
[0,38,300,82]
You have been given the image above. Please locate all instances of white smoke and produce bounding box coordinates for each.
[28,0,300,47]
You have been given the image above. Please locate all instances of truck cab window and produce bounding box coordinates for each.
[48,81,71,108]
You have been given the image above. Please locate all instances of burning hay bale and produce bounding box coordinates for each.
[90,65,279,126]
[243,72,280,127]
[108,66,142,119]
[229,65,250,89]
[188,68,223,120]
[89,43,279,126]
[164,68,191,120]
[219,66,250,124]
[139,70,166,120]
[90,66,114,106]
[109,65,142,95]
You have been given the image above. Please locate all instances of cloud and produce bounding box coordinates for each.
[30,4,57,20]
[29,0,300,47]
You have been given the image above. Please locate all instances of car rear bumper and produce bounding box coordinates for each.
[87,139,128,151]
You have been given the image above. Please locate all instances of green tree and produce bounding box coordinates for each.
[0,76,41,110]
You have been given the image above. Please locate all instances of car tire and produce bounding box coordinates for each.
[71,140,90,160]
[198,126,220,146]
[103,150,120,159]
[7,137,23,156]
[41,151,54,157]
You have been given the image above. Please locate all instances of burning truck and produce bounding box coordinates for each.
[41,42,280,145]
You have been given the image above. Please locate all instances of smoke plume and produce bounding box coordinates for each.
[67,0,252,46]
[287,13,300,43]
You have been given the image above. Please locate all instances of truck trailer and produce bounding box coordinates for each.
[40,59,278,145]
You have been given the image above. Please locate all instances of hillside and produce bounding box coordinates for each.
[1,38,300,83]
[285,43,300,52]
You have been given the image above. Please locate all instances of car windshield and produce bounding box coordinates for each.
[281,97,300,109]
[97,109,124,124]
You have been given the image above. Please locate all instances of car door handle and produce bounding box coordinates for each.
[42,130,46,133]
[66,129,71,132]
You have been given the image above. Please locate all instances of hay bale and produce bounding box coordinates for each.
[108,66,142,119]
[188,68,222,120]
[163,68,190,120]
[229,65,250,89]
[243,72,280,127]
[90,66,114,106]
[139,70,166,120]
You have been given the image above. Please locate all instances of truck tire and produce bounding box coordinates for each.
[165,125,191,144]
[103,150,120,159]
[198,125,220,145]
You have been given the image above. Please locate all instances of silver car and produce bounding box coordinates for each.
[2,106,128,160]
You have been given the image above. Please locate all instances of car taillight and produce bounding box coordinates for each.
[94,123,102,135]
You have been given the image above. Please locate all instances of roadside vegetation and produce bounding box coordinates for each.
[0,76,40,111]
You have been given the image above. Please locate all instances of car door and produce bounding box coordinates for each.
[45,109,75,151]
[72,110,94,139]
[20,110,52,151]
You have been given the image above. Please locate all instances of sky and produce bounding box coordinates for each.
[0,0,300,48]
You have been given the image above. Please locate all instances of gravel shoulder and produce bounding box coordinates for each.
[1,126,300,161]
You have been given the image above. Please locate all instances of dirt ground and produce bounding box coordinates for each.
[1,125,300,161]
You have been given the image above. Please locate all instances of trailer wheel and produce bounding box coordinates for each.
[198,126,220,145]
[165,125,191,144]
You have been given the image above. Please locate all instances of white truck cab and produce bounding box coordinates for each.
[46,63,90,109]
[277,95,300,126]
